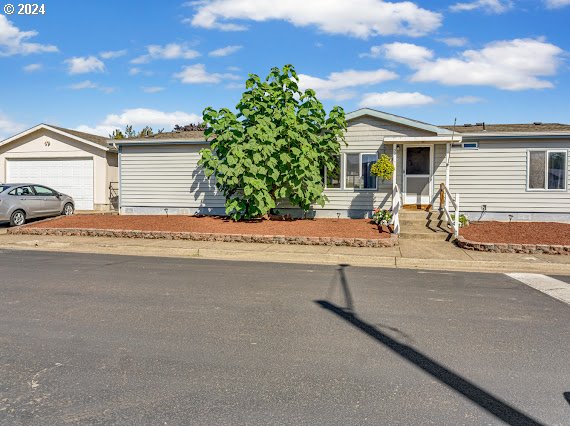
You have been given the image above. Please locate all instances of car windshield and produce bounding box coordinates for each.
[0,185,11,193]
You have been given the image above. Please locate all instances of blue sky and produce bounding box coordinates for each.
[0,0,569,138]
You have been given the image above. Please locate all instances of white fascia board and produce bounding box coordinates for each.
[383,136,462,143]
[108,138,208,146]
[460,132,570,139]
[0,124,109,152]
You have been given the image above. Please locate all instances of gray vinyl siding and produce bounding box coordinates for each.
[441,139,570,214]
[315,115,434,213]
[120,144,225,211]
[119,115,438,216]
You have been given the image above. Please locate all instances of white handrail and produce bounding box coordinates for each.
[392,183,401,234]
[440,183,460,238]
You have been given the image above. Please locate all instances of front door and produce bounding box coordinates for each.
[404,146,432,205]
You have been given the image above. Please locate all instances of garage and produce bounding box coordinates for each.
[0,124,118,211]
[6,158,94,210]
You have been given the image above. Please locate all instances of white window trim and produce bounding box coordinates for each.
[526,149,568,192]
[343,152,378,191]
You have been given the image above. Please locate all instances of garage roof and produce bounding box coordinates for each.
[0,124,111,151]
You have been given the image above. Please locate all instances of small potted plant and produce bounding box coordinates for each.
[372,208,393,233]
[371,154,395,182]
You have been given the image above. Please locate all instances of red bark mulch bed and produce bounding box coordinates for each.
[460,221,570,245]
[25,215,391,240]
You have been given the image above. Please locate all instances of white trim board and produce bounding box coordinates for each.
[0,124,109,152]
[346,108,454,135]
[505,273,570,306]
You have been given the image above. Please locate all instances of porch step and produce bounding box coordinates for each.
[399,230,453,241]
[397,209,453,241]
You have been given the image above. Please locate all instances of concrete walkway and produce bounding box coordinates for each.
[1,229,570,274]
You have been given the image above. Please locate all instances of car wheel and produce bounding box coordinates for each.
[10,210,26,227]
[63,203,74,216]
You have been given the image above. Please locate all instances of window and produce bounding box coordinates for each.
[462,142,479,150]
[528,150,567,191]
[362,154,377,189]
[324,155,341,189]
[345,153,378,190]
[9,186,34,196]
[33,185,55,196]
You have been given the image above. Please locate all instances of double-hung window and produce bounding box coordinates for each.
[345,153,378,190]
[527,150,567,191]
[324,155,341,189]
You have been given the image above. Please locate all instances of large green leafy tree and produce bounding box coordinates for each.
[199,65,346,220]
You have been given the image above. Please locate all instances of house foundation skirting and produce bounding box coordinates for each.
[461,211,570,223]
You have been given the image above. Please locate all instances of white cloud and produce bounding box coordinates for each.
[65,56,105,74]
[454,96,485,104]
[100,49,127,59]
[359,91,435,108]
[298,68,398,100]
[225,82,243,90]
[439,37,469,47]
[187,0,442,38]
[142,86,165,93]
[0,15,58,56]
[174,63,240,84]
[132,43,200,64]
[68,80,114,93]
[388,38,564,91]
[0,112,26,140]
[23,63,42,72]
[374,42,434,65]
[359,46,384,58]
[545,0,570,7]
[76,108,202,137]
[450,0,513,13]
[208,45,243,57]
[69,80,98,90]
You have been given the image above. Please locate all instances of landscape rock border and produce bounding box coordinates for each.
[9,226,398,248]
[456,235,570,255]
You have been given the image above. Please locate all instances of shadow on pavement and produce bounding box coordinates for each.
[315,265,542,426]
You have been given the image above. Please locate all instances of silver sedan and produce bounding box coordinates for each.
[0,184,75,226]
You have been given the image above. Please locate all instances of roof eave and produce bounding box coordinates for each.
[346,108,454,135]
[108,138,208,146]
[462,132,570,139]
[0,123,109,151]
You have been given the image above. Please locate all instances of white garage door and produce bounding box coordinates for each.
[6,159,94,210]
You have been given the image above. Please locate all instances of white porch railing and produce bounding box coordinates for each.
[440,183,460,238]
[392,183,401,234]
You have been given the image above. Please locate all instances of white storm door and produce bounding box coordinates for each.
[403,146,432,205]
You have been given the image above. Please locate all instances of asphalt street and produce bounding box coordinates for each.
[0,250,569,425]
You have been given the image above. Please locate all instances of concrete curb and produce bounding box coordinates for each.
[456,235,570,255]
[2,239,570,274]
[8,226,399,248]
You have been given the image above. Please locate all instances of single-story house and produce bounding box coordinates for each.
[0,124,118,210]
[112,108,570,222]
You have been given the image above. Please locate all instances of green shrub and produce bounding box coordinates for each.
[372,208,392,225]
[370,154,395,182]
